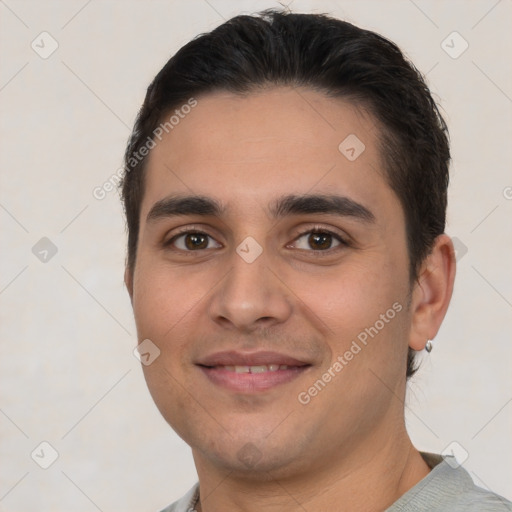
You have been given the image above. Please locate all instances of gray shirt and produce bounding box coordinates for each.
[160,453,512,511]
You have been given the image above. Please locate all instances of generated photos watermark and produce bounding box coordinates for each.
[93,97,197,200]
[298,301,403,405]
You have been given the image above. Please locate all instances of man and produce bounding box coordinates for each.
[121,9,511,512]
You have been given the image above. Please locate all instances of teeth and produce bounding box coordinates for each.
[249,365,267,373]
[219,364,289,373]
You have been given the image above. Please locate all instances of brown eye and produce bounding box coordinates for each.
[292,230,343,251]
[308,232,333,250]
[169,232,221,251]
[184,233,208,250]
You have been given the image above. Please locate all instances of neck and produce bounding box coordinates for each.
[192,426,430,512]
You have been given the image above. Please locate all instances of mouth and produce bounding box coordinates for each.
[210,364,297,373]
[197,351,312,393]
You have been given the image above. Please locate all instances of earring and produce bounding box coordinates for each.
[425,340,433,353]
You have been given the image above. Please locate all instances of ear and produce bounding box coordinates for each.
[409,234,456,351]
[124,266,134,304]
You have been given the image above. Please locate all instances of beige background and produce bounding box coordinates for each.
[1,0,511,510]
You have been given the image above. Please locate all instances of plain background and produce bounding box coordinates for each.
[0,0,511,510]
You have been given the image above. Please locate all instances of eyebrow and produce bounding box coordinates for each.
[269,194,375,222]
[146,194,375,224]
[147,195,225,222]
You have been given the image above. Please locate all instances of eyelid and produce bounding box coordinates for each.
[288,225,349,248]
[163,226,223,249]
[162,224,350,253]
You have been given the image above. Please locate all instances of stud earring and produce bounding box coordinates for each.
[425,340,433,353]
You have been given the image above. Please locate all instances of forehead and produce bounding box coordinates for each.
[142,87,397,221]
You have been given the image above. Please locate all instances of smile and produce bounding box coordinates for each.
[196,350,312,392]
[214,364,293,373]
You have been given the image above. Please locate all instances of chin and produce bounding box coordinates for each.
[190,427,313,479]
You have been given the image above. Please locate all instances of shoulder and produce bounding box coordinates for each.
[449,483,512,511]
[388,453,512,512]
[444,489,512,511]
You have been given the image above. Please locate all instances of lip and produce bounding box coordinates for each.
[197,350,312,393]
[198,350,310,367]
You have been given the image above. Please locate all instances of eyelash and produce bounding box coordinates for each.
[291,227,348,253]
[164,229,219,252]
[164,227,349,254]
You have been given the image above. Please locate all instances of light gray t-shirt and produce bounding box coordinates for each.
[160,453,512,511]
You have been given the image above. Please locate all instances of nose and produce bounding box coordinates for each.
[207,246,293,333]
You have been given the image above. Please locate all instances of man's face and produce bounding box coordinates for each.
[128,87,415,476]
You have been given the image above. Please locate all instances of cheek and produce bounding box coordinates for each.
[131,259,208,432]
[296,258,410,362]
[132,277,173,341]
[304,262,395,326]
[131,257,202,340]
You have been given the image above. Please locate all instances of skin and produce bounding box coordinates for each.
[125,87,455,511]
